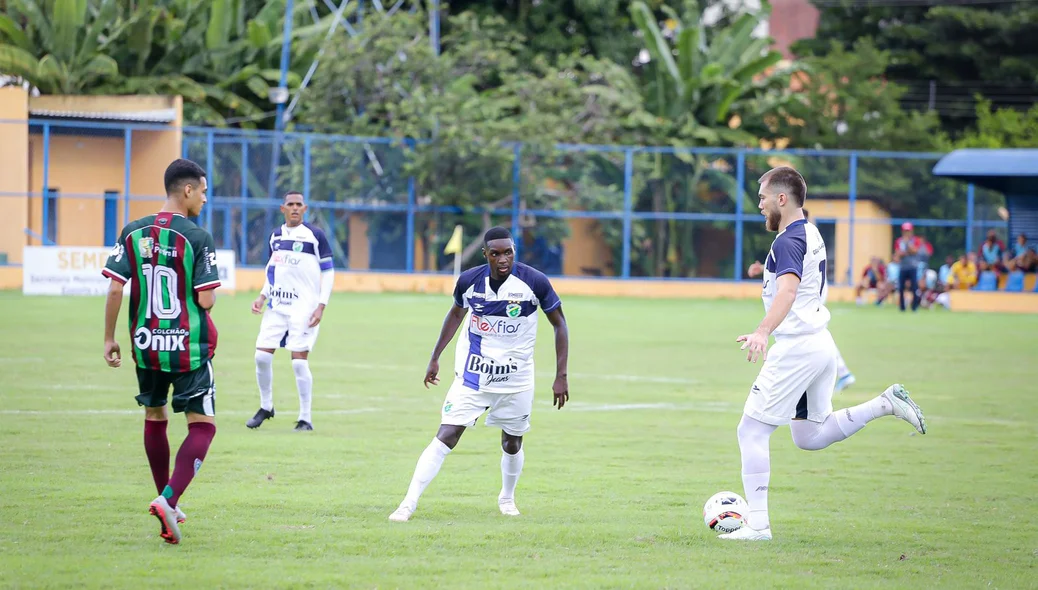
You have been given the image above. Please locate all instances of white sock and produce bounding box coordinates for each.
[835,350,850,379]
[292,359,313,423]
[255,350,274,411]
[737,415,777,531]
[499,448,525,501]
[403,438,452,508]
[792,395,892,450]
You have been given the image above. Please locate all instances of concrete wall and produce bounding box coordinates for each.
[0,88,29,263]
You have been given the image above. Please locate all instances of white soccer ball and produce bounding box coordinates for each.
[703,491,747,533]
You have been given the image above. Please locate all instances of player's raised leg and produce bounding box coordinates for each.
[790,384,926,453]
[389,424,465,522]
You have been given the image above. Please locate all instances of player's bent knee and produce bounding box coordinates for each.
[186,412,217,426]
[144,406,168,421]
[436,424,465,449]
[501,434,523,455]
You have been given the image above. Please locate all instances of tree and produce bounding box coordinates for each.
[952,99,1038,150]
[294,8,649,271]
[623,0,799,277]
[0,0,332,127]
[794,0,1038,137]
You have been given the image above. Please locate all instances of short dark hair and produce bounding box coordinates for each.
[759,166,807,207]
[802,208,810,221]
[164,159,206,195]
[483,226,513,245]
[284,191,304,201]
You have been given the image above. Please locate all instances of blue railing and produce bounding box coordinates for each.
[1,118,1012,284]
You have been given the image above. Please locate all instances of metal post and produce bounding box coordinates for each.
[303,136,312,221]
[430,0,440,56]
[965,183,975,254]
[406,138,417,272]
[269,0,296,200]
[205,129,215,229]
[240,141,249,266]
[274,0,295,133]
[847,153,858,286]
[124,127,132,227]
[734,150,745,280]
[223,203,232,248]
[41,123,50,245]
[621,148,634,279]
[511,144,521,245]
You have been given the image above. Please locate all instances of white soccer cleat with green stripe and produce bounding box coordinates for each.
[882,384,927,435]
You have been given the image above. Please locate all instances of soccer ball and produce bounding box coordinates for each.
[703,491,747,533]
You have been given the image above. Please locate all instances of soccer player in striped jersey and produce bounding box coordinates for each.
[246,191,334,431]
[102,158,220,545]
[389,227,570,522]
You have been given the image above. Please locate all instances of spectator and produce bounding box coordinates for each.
[894,222,925,312]
[948,252,979,290]
[874,251,901,306]
[855,256,886,305]
[979,230,1007,273]
[1010,233,1036,272]
[938,255,955,289]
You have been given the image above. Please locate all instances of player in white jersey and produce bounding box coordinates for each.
[246,191,334,432]
[389,227,570,522]
[720,167,927,542]
[747,208,855,393]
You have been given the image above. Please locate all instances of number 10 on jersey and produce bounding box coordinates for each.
[141,263,182,320]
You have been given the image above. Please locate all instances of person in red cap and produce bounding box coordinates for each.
[893,222,926,312]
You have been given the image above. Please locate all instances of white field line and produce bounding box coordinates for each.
[311,360,700,386]
[0,408,383,416]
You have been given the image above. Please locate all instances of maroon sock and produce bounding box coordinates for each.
[143,420,170,495]
[163,422,217,508]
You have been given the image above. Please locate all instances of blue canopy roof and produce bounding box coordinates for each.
[932,149,1038,194]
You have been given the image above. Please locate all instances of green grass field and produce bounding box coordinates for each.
[1,290,1036,589]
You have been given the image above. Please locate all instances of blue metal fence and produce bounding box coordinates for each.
[1,118,1013,285]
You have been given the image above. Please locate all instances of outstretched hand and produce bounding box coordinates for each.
[736,330,769,363]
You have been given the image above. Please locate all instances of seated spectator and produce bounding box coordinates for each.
[979,230,1007,273]
[855,256,886,305]
[919,269,951,310]
[874,251,901,306]
[948,252,979,289]
[938,255,955,289]
[1009,233,1036,272]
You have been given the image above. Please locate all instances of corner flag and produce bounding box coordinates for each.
[443,224,463,255]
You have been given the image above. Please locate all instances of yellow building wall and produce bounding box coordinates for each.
[348,215,370,270]
[0,88,29,263]
[808,199,892,283]
[16,95,183,248]
[563,218,615,277]
[29,134,124,247]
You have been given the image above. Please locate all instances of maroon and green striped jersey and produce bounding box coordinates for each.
[102,212,221,372]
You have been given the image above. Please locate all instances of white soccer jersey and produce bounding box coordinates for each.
[452,262,562,394]
[762,219,831,338]
[263,222,333,319]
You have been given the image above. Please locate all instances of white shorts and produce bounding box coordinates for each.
[744,329,838,426]
[440,379,533,436]
[255,310,320,352]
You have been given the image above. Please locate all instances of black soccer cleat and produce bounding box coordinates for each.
[246,408,274,429]
[294,420,313,432]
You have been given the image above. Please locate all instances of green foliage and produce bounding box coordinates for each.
[298,8,648,271]
[621,0,799,277]
[0,0,332,126]
[795,0,1038,137]
[952,100,1038,149]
